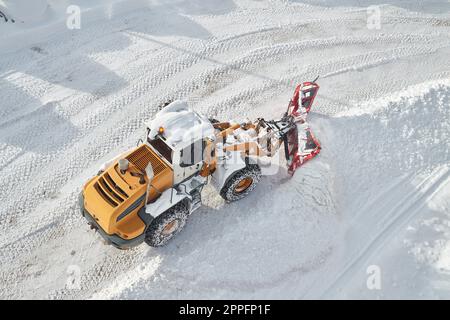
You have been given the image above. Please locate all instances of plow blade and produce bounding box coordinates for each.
[285,125,321,176]
[284,79,321,175]
[287,80,320,123]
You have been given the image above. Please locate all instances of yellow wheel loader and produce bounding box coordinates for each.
[79,82,321,249]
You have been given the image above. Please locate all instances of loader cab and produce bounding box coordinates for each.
[172,138,208,183]
[146,132,208,182]
[144,100,215,185]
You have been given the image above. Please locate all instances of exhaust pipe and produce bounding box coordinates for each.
[118,159,129,174]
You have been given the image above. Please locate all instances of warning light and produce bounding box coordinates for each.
[158,127,165,134]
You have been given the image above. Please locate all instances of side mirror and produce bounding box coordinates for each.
[145,164,155,201]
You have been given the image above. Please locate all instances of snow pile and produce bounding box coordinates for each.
[147,100,215,147]
[91,256,162,299]
[311,79,450,298]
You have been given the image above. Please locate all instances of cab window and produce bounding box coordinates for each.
[148,136,173,163]
[180,140,206,167]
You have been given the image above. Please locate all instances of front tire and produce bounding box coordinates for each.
[220,164,261,202]
[144,201,188,247]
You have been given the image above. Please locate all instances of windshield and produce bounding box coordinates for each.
[147,135,173,164]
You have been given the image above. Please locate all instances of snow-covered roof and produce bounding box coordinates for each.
[146,100,215,149]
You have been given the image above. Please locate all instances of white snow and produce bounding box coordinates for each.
[147,100,215,147]
[0,0,449,299]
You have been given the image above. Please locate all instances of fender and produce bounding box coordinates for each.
[145,187,191,218]
[211,151,247,191]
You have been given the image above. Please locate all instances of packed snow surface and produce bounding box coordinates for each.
[0,0,449,299]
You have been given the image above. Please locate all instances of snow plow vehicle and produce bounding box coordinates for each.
[79,81,321,249]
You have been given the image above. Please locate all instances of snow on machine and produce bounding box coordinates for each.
[79,81,321,249]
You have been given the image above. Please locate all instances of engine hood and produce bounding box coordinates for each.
[82,144,173,236]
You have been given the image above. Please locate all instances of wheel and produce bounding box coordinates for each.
[220,164,261,202]
[144,201,188,247]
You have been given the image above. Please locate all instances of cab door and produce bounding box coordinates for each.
[175,139,206,183]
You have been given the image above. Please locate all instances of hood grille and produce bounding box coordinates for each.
[104,172,128,199]
[94,172,129,207]
[94,181,118,207]
[126,145,167,175]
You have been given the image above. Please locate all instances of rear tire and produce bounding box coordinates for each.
[220,164,261,202]
[144,201,188,247]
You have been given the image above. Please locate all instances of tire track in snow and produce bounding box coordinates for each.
[0,35,445,279]
[318,166,450,298]
[1,44,439,299]
[0,32,433,231]
[1,34,439,243]
[194,42,445,117]
[0,18,334,180]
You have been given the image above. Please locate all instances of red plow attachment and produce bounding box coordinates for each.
[285,79,321,175]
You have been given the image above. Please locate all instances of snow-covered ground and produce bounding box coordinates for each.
[0,0,449,299]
